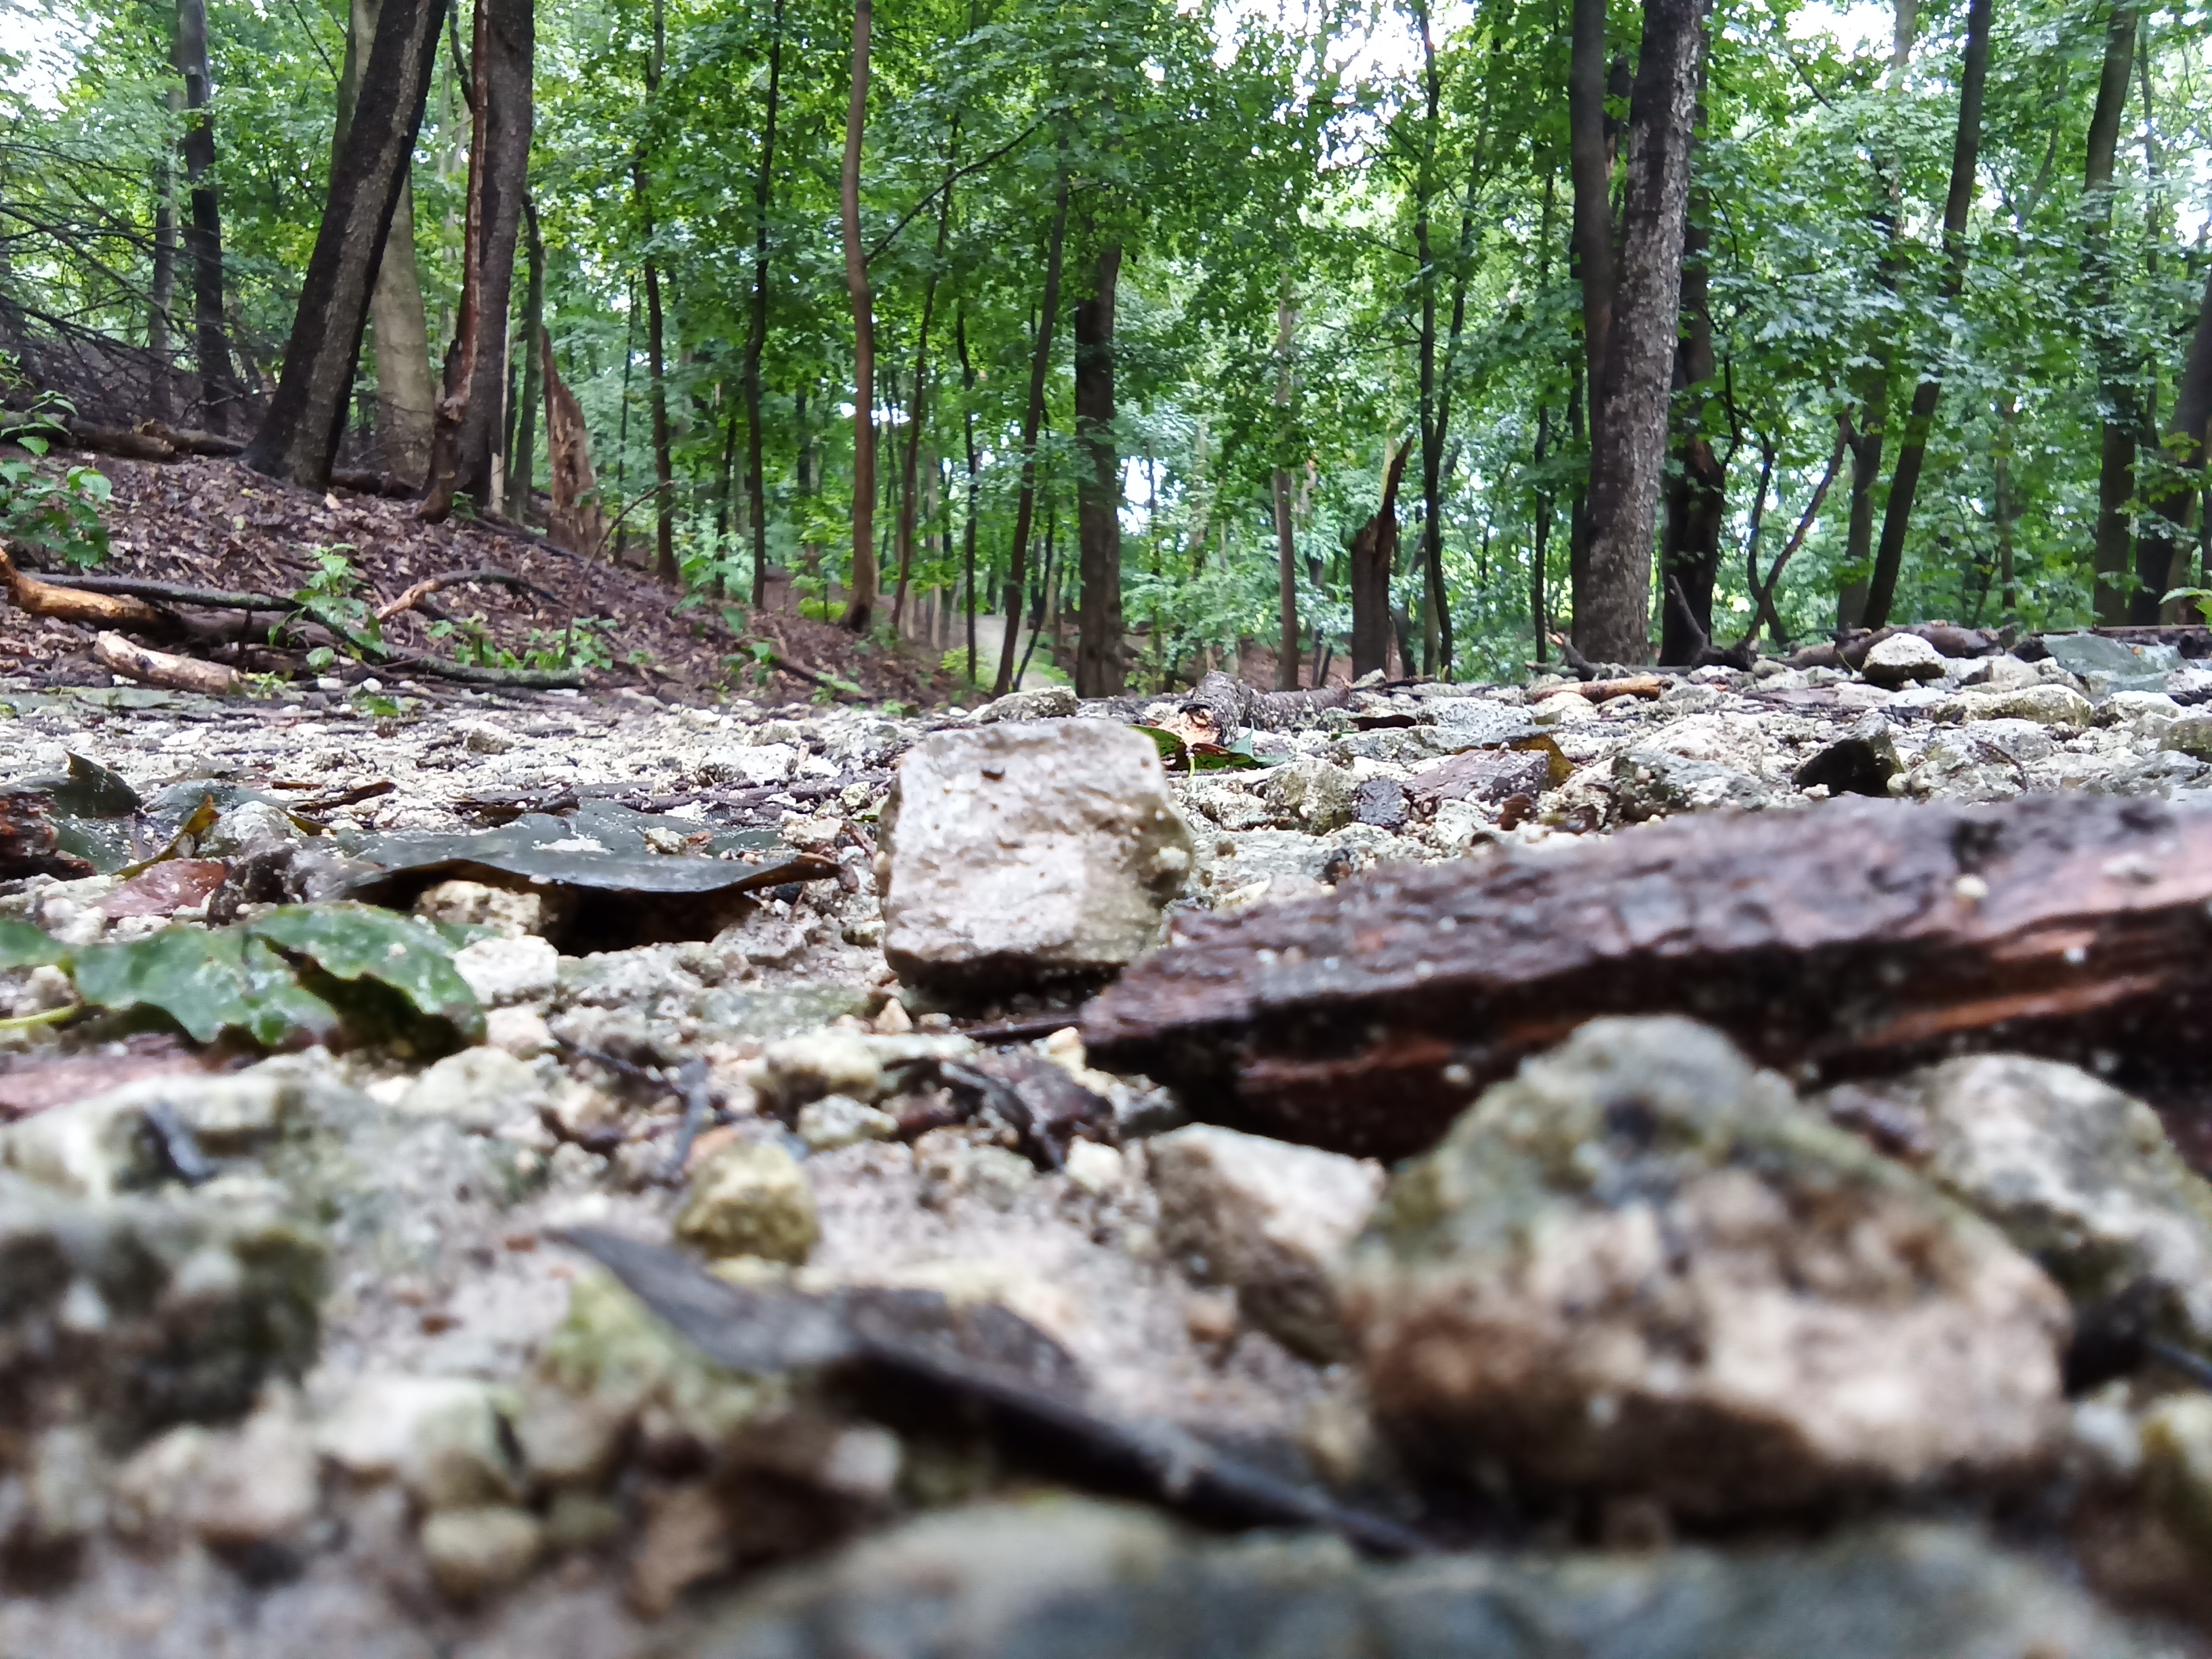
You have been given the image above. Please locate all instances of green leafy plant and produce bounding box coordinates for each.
[289,546,383,660]
[0,391,110,569]
[0,902,481,1048]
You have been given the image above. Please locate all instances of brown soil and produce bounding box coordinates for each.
[0,449,958,707]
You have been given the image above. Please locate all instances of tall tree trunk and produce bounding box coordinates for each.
[1566,0,1614,437]
[1860,0,1992,629]
[342,0,435,486]
[839,0,876,632]
[148,94,179,424]
[1074,243,1125,697]
[1580,0,1706,663]
[991,165,1069,695]
[419,0,532,520]
[1532,403,1553,661]
[243,0,447,486]
[1273,295,1300,689]
[640,0,674,581]
[893,140,956,634]
[1837,0,1917,628]
[1658,67,1723,665]
[2135,268,2212,607]
[957,308,979,685]
[507,194,543,513]
[173,0,237,431]
[2086,0,2138,622]
[743,0,783,609]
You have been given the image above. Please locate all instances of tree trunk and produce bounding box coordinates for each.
[419,0,532,521]
[839,0,876,632]
[1075,243,1125,697]
[893,142,956,634]
[2134,266,2212,608]
[644,245,675,580]
[148,96,179,424]
[1836,0,1917,629]
[242,0,447,487]
[1566,0,1613,440]
[1580,0,1706,663]
[1349,443,1409,678]
[542,327,605,554]
[2083,3,2139,621]
[342,0,436,487]
[743,0,783,609]
[991,167,1069,695]
[507,194,542,513]
[1531,405,1552,662]
[958,309,979,685]
[1860,0,1991,629]
[173,0,238,432]
[1273,299,1300,690]
[1657,75,1723,665]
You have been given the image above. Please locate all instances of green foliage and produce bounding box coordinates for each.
[7,902,483,1048]
[289,547,384,660]
[0,388,110,569]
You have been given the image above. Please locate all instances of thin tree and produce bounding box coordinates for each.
[243,0,448,486]
[1860,0,1992,628]
[419,0,533,521]
[742,0,784,609]
[991,162,1070,695]
[840,0,877,632]
[956,308,980,685]
[1658,61,1726,665]
[1577,0,1707,662]
[507,194,544,514]
[173,0,237,430]
[1073,242,1124,696]
[148,87,180,423]
[893,132,958,634]
[1273,293,1299,688]
[341,0,436,485]
[638,0,676,581]
[2083,1,2140,620]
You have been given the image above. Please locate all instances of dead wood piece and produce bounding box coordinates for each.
[375,566,560,621]
[35,572,291,611]
[93,631,240,695]
[1082,794,2212,1161]
[139,422,245,457]
[370,653,583,689]
[1561,674,1666,700]
[1179,669,1349,739]
[59,418,175,462]
[0,548,163,628]
[543,327,607,556]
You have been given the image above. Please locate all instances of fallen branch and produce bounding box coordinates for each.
[1178,669,1349,737]
[0,548,163,627]
[92,630,239,694]
[139,422,245,458]
[370,653,583,689]
[31,571,291,610]
[759,649,861,698]
[1083,793,2212,1161]
[1558,673,1668,700]
[375,567,561,621]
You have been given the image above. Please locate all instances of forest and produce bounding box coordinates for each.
[1,0,2207,693]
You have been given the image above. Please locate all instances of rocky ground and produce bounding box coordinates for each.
[6,627,2212,1656]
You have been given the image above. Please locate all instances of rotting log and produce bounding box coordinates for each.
[0,549,163,628]
[1082,794,2212,1160]
[92,631,239,694]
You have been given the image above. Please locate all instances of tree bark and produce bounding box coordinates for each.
[1657,72,1723,665]
[958,310,980,685]
[1273,298,1300,689]
[1566,0,1613,439]
[991,166,1069,695]
[148,93,180,425]
[1835,0,1917,629]
[2082,4,2145,623]
[1074,243,1125,697]
[1349,443,1409,678]
[1861,0,1991,629]
[173,0,238,432]
[340,0,436,487]
[542,327,605,554]
[839,0,877,632]
[1580,0,1706,663]
[643,239,675,580]
[743,0,783,609]
[242,0,447,487]
[2134,266,2212,612]
[893,140,956,635]
[419,0,532,521]
[506,195,543,513]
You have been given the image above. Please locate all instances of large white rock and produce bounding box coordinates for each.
[1147,1124,1383,1359]
[1860,632,1946,688]
[876,722,1193,992]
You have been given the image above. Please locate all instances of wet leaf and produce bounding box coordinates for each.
[71,928,266,1044]
[0,917,67,968]
[98,859,228,918]
[45,753,140,818]
[247,903,482,1038]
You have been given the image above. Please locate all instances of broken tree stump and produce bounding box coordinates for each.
[1082,794,2212,1160]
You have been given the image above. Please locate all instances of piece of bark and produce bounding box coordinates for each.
[93,632,240,694]
[542,327,607,556]
[1557,674,1667,699]
[0,550,163,628]
[1082,794,2212,1160]
[1178,670,1349,740]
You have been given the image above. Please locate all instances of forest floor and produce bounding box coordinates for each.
[0,448,959,708]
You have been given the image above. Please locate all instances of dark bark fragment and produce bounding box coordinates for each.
[1348,444,1409,679]
[1083,794,2212,1160]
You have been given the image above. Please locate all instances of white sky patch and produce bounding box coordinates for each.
[0,0,87,111]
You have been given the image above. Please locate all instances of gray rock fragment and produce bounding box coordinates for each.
[877,722,1192,992]
[1337,1018,2068,1514]
[2043,633,2181,696]
[971,685,1079,723]
[1792,714,1901,797]
[1860,632,1946,687]
[672,1499,2171,1659]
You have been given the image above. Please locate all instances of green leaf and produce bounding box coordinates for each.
[71,928,261,1044]
[0,917,66,968]
[247,903,483,1037]
[237,933,344,1047]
